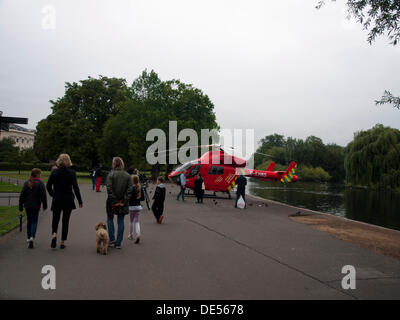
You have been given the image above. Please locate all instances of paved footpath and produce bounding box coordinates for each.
[1,183,400,300]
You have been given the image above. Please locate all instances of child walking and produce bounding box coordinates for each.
[19,168,48,248]
[152,176,166,224]
[128,175,143,244]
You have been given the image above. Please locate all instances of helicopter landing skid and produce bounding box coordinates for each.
[185,190,232,200]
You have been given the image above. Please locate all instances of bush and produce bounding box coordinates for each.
[297,165,331,182]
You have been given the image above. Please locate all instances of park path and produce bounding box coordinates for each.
[0,183,400,299]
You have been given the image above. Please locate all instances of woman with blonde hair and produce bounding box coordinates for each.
[47,154,83,249]
[106,157,132,249]
[128,175,143,244]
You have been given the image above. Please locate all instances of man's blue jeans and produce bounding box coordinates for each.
[107,214,125,246]
[177,185,185,201]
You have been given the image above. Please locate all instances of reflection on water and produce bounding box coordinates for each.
[247,179,400,231]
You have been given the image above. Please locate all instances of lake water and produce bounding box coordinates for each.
[247,179,400,231]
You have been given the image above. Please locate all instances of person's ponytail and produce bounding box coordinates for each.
[28,168,42,189]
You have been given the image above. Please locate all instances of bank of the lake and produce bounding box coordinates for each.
[247,179,400,232]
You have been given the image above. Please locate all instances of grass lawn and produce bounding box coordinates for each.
[0,171,92,185]
[0,206,25,236]
[0,181,22,193]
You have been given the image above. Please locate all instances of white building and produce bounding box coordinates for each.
[0,124,35,149]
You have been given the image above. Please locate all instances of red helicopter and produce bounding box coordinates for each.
[168,146,298,197]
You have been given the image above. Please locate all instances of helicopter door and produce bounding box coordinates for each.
[208,166,225,190]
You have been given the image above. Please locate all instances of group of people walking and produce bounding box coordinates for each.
[19,154,82,249]
[18,154,247,250]
[18,154,166,250]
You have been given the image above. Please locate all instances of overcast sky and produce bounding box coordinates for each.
[0,0,399,152]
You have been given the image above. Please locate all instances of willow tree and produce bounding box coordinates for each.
[345,124,400,188]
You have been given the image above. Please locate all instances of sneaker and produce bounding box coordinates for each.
[51,237,57,248]
[135,237,140,244]
[109,241,116,248]
[28,240,33,249]
[128,234,133,240]
[115,245,121,249]
[158,215,164,224]
[60,244,66,249]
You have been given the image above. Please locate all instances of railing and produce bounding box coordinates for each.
[0,211,25,232]
[0,175,25,232]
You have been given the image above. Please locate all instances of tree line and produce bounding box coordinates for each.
[253,134,345,182]
[254,124,400,189]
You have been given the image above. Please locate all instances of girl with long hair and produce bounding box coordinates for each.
[128,175,143,244]
[19,168,47,248]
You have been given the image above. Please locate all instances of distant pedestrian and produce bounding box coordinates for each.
[194,174,204,203]
[19,168,47,249]
[128,175,143,244]
[47,154,83,249]
[127,165,135,175]
[176,170,186,201]
[152,176,166,224]
[95,164,103,192]
[90,166,97,191]
[106,157,132,249]
[235,174,247,208]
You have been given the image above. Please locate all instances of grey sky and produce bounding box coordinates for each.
[0,0,399,151]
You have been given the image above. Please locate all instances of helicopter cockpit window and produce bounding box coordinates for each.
[187,165,201,178]
[174,161,198,173]
[209,166,224,175]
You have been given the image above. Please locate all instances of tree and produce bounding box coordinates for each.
[344,124,400,188]
[0,138,19,162]
[99,70,219,179]
[35,76,130,167]
[254,134,285,168]
[317,1,400,109]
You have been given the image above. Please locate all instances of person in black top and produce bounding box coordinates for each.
[152,176,166,224]
[194,174,204,203]
[235,174,247,208]
[46,154,83,249]
[19,168,47,248]
[90,166,97,190]
[127,165,135,175]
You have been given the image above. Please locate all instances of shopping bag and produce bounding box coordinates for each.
[237,196,245,209]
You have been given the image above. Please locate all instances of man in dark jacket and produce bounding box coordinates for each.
[106,157,132,249]
[235,174,247,208]
[194,174,204,203]
[152,176,166,224]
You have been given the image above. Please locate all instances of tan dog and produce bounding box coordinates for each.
[95,222,109,255]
